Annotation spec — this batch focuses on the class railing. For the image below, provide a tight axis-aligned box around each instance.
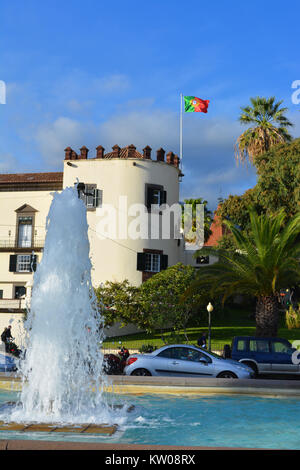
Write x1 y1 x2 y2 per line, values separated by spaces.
0 238 45 250
0 298 28 310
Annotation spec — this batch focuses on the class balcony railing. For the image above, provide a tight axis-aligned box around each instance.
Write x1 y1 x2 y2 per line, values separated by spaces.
0 298 28 311
0 238 45 251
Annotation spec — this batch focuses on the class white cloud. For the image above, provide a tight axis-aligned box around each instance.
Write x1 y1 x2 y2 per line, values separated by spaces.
35 117 99 167
31 106 257 208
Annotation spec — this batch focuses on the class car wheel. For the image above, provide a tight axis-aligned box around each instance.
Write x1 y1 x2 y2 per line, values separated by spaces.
217 371 237 379
131 368 152 376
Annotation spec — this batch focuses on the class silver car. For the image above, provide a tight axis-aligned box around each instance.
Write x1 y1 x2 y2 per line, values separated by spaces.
124 344 253 379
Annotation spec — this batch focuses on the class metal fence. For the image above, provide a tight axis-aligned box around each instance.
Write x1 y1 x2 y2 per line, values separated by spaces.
101 341 227 356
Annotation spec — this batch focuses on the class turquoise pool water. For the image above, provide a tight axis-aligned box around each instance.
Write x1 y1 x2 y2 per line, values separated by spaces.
1 390 300 449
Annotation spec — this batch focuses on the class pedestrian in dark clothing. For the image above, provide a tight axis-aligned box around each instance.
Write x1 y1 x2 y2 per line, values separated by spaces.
197 332 207 349
1 326 13 353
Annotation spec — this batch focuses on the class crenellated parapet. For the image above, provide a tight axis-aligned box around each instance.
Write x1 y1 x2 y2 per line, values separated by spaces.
64 144 180 168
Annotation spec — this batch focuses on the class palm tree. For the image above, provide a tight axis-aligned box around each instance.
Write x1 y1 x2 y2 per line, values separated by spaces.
235 96 293 165
187 209 300 337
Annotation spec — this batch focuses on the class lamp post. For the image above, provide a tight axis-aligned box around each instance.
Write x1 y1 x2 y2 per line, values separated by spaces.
207 302 214 352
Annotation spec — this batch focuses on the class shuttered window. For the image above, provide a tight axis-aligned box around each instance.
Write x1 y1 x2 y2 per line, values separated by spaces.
9 254 37 273
79 184 103 209
137 252 168 272
146 184 167 210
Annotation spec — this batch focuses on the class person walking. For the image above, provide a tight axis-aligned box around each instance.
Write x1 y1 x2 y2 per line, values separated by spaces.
1 325 13 353
197 332 207 349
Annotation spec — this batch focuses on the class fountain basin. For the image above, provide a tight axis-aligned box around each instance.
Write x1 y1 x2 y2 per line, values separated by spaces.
1 382 300 450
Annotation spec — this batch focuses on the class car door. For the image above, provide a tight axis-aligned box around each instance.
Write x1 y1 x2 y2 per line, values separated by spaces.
248 339 272 372
270 340 299 373
166 347 215 377
152 347 176 376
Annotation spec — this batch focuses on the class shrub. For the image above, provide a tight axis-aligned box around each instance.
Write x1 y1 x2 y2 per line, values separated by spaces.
285 304 300 330
139 344 157 354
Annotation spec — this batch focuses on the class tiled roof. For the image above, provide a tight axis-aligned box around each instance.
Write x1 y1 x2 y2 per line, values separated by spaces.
103 147 144 159
0 172 63 184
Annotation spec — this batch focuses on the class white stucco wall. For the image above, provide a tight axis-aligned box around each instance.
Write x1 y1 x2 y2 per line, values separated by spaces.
63 157 181 287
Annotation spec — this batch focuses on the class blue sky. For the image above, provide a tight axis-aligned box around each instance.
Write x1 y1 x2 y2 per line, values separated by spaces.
1 0 300 209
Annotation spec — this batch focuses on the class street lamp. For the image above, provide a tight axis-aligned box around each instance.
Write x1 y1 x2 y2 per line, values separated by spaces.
207 302 214 351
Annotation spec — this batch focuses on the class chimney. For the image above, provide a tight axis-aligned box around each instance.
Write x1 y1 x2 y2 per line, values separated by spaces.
112 145 120 158
156 148 165 162
173 154 180 168
143 145 152 159
96 145 105 159
166 151 174 165
79 146 89 159
64 147 72 160
127 144 136 158
71 150 78 160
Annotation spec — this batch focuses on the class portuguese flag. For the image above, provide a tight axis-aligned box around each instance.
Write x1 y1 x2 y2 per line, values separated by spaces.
184 96 210 113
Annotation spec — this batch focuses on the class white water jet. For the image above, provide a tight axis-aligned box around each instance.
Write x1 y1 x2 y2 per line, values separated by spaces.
11 187 113 424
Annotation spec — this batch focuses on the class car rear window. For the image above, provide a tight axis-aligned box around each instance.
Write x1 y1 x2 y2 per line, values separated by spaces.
272 341 291 353
249 339 270 353
157 348 173 358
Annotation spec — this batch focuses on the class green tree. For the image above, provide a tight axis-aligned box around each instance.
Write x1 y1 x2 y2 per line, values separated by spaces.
94 280 144 328
254 138 300 217
235 96 293 165
217 139 300 234
95 265 209 342
189 210 300 337
182 198 213 243
137 263 207 342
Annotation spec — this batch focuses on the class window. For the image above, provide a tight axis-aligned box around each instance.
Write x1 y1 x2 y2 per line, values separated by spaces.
146 184 167 210
157 348 173 359
236 340 247 352
196 256 209 265
249 339 270 353
137 251 168 273
272 341 292 354
18 217 32 248
0 290 3 299
157 347 212 363
145 253 160 272
16 255 32 272
9 254 37 273
79 184 102 209
15 286 26 299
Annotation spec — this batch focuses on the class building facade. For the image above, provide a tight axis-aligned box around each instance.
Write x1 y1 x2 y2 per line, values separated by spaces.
0 144 198 342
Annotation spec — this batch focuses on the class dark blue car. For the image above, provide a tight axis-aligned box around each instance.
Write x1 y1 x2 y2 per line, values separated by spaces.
229 336 299 377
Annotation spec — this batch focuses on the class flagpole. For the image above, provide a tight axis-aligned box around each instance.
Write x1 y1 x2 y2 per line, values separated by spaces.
180 93 183 171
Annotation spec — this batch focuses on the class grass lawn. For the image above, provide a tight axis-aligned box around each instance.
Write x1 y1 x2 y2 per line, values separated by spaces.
102 306 299 352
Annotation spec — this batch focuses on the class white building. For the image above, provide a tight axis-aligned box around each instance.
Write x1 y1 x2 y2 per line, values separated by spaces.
0 144 208 342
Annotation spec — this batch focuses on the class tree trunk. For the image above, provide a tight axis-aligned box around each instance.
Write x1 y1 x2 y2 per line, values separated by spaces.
255 295 279 337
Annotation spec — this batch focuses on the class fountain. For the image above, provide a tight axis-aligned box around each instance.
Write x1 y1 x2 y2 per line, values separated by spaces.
2 186 300 450
1 186 120 433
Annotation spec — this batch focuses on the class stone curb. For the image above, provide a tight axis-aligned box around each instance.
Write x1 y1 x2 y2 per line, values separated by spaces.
0 439 257 450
